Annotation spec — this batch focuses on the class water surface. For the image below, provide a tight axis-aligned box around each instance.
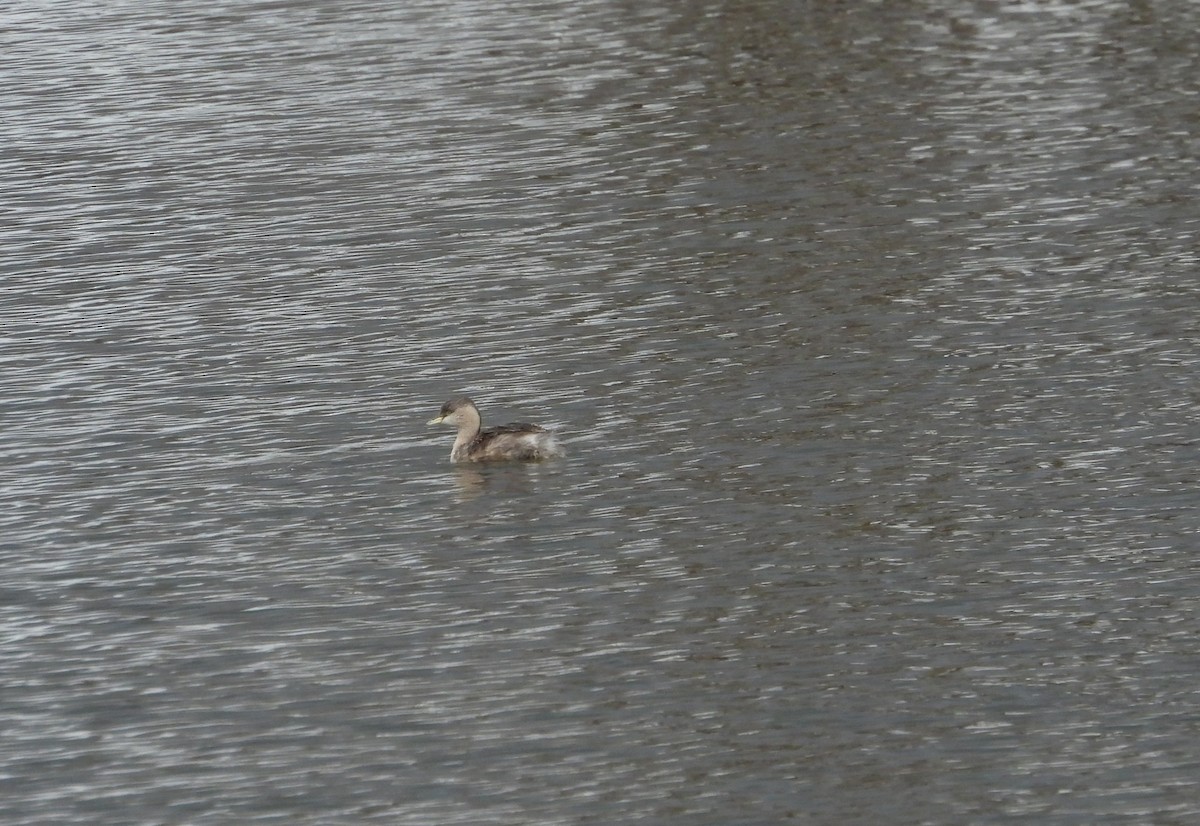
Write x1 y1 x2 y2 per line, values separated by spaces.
3 0 1200 823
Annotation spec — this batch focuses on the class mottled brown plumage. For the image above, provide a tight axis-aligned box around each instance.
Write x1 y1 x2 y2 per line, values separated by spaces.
427 397 563 463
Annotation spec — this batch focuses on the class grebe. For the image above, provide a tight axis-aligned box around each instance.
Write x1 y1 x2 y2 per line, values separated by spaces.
427 396 563 463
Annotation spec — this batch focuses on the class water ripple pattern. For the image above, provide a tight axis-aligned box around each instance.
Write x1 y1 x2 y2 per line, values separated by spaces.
3 0 1200 823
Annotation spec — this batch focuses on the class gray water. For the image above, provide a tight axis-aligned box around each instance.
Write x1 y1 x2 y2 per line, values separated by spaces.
4 0 1200 823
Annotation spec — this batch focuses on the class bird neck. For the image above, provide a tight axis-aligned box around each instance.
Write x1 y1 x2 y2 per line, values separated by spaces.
450 408 482 460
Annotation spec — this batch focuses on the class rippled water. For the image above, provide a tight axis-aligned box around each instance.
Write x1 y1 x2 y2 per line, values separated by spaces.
4 0 1200 823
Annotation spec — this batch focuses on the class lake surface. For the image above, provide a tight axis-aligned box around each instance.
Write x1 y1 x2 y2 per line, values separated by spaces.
3 0 1200 822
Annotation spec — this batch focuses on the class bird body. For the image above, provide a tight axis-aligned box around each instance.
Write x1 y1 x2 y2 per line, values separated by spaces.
428 397 563 463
